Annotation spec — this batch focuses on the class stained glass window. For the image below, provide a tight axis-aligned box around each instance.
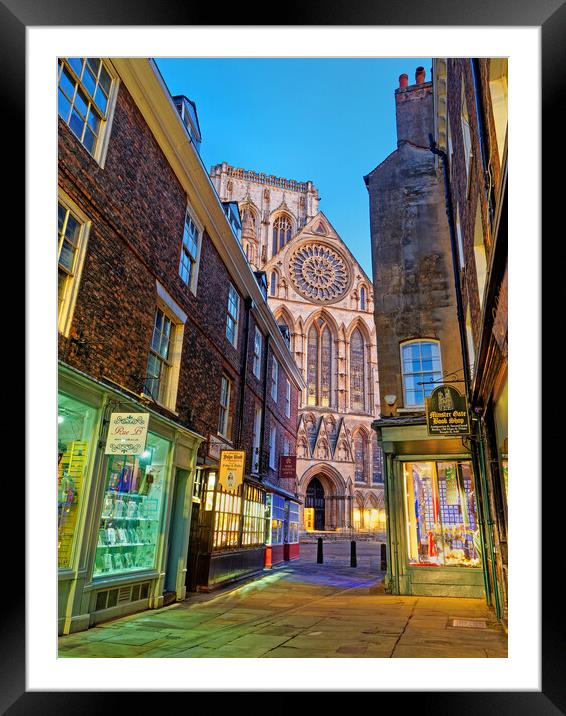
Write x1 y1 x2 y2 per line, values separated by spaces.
272 215 292 256
307 320 333 407
320 327 332 407
307 326 319 406
371 431 383 483
350 329 366 411
354 431 369 483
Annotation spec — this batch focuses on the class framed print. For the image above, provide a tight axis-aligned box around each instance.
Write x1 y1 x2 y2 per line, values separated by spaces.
13 0 556 711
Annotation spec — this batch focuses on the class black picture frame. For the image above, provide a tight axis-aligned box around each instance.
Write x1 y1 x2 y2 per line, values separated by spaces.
12 0 555 710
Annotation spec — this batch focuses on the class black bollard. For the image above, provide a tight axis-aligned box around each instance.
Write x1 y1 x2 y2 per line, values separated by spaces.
350 540 357 568
317 537 323 564
380 543 387 571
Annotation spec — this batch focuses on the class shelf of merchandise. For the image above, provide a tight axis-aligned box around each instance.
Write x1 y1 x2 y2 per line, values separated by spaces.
58 440 88 568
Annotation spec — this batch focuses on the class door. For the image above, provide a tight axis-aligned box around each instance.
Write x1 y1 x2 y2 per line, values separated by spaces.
305 477 325 531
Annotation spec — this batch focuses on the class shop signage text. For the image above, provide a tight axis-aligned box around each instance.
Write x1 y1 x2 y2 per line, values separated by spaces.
219 450 245 492
104 413 150 455
279 455 297 480
426 386 470 436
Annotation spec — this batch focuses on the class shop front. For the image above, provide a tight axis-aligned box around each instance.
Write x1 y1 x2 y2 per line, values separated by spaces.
58 363 204 635
264 485 301 567
187 469 268 592
375 416 486 599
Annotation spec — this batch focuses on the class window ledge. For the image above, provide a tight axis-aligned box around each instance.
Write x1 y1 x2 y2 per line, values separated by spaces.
397 407 425 414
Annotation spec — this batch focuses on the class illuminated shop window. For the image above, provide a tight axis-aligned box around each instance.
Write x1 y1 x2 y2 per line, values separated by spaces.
58 393 97 568
212 484 242 550
242 485 266 546
58 58 113 158
403 461 480 568
269 494 286 546
285 501 300 544
400 340 442 408
93 433 170 577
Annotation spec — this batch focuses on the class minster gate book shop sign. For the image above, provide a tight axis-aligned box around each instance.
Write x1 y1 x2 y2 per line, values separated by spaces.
105 413 150 455
426 386 470 437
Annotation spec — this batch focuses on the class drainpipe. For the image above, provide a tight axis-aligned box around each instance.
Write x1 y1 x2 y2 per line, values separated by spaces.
429 135 494 609
235 296 253 449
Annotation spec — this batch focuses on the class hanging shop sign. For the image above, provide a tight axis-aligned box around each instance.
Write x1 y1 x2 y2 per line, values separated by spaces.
426 386 470 436
218 450 245 491
279 455 297 480
104 413 150 455
208 434 231 461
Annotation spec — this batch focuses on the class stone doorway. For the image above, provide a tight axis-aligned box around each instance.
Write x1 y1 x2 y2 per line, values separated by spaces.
305 477 325 530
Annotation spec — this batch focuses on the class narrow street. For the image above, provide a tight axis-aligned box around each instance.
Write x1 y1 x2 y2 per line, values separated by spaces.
58 542 507 658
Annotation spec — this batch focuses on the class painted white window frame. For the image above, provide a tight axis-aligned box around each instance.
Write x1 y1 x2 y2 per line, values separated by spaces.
57 192 92 337
269 423 277 470
57 57 119 168
400 339 443 409
178 205 203 294
226 283 240 347
142 281 187 412
271 357 279 402
252 327 263 378
285 379 291 418
218 373 233 440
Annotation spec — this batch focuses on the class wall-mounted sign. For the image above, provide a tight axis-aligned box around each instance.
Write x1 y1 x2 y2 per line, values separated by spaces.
219 450 245 492
104 413 150 455
426 386 470 436
279 455 297 480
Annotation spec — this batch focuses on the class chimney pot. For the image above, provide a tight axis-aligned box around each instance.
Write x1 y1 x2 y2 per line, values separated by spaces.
399 73 409 89
416 66 426 84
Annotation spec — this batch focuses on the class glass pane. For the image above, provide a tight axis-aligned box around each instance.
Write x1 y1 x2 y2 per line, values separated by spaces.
86 57 101 75
59 240 76 272
73 87 88 118
58 393 97 568
82 67 97 98
437 462 480 567
69 110 84 140
87 108 100 132
58 90 72 122
99 65 112 93
67 57 84 77
59 68 76 100
83 127 96 154
93 85 108 114
420 342 435 359
404 462 443 565
65 214 81 244
93 433 170 577
58 204 67 233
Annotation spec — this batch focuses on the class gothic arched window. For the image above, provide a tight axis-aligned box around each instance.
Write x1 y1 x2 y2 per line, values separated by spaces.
270 271 278 297
371 430 383 483
350 328 366 412
272 215 292 256
307 318 333 407
360 286 367 311
354 431 369 483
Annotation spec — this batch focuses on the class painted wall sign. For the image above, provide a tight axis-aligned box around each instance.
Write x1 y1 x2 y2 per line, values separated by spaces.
279 455 297 480
104 413 150 455
426 386 470 436
218 450 245 492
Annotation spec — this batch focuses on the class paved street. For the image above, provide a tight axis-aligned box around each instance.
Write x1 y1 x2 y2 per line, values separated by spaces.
58 542 507 658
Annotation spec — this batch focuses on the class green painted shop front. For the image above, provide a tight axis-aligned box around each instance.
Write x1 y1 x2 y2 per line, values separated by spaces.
375 418 486 599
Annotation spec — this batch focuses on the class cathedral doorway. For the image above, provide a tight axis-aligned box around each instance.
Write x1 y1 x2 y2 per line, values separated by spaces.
305 477 325 530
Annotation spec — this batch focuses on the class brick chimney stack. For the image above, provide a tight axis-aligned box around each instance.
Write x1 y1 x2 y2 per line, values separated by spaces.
395 65 434 148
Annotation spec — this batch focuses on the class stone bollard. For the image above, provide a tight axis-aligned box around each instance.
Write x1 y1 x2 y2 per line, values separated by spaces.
317 537 323 564
350 540 357 568
380 543 387 571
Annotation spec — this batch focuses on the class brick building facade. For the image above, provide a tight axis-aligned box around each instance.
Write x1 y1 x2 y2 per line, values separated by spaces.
57 57 303 633
433 58 508 621
210 164 386 536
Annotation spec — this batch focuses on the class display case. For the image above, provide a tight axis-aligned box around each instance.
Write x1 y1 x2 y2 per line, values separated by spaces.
93 432 170 578
58 393 97 569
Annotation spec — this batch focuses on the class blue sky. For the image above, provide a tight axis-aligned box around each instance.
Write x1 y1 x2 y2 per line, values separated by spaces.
155 58 431 276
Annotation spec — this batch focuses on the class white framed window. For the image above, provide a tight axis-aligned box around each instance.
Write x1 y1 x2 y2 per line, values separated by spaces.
271 358 279 402
57 195 91 336
179 207 202 293
226 283 240 347
218 374 233 440
143 283 186 411
269 424 277 470
455 204 465 268
58 58 117 164
285 379 291 418
400 340 443 408
252 404 262 474
283 436 290 457
253 327 263 378
461 82 473 184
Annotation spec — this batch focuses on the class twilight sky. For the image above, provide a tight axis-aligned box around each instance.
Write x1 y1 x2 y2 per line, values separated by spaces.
155 58 431 276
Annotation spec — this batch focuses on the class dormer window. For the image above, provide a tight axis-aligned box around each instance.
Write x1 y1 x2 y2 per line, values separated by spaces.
173 95 202 153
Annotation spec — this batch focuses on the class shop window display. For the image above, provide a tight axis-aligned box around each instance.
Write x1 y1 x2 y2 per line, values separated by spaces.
242 485 266 546
58 393 97 568
93 433 170 578
404 461 480 568
269 495 285 546
212 483 242 550
285 501 299 544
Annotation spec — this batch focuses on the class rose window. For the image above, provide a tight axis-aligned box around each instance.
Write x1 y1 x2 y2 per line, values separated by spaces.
288 243 351 302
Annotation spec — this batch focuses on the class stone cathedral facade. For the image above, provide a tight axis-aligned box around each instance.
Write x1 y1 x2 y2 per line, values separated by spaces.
210 162 385 535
